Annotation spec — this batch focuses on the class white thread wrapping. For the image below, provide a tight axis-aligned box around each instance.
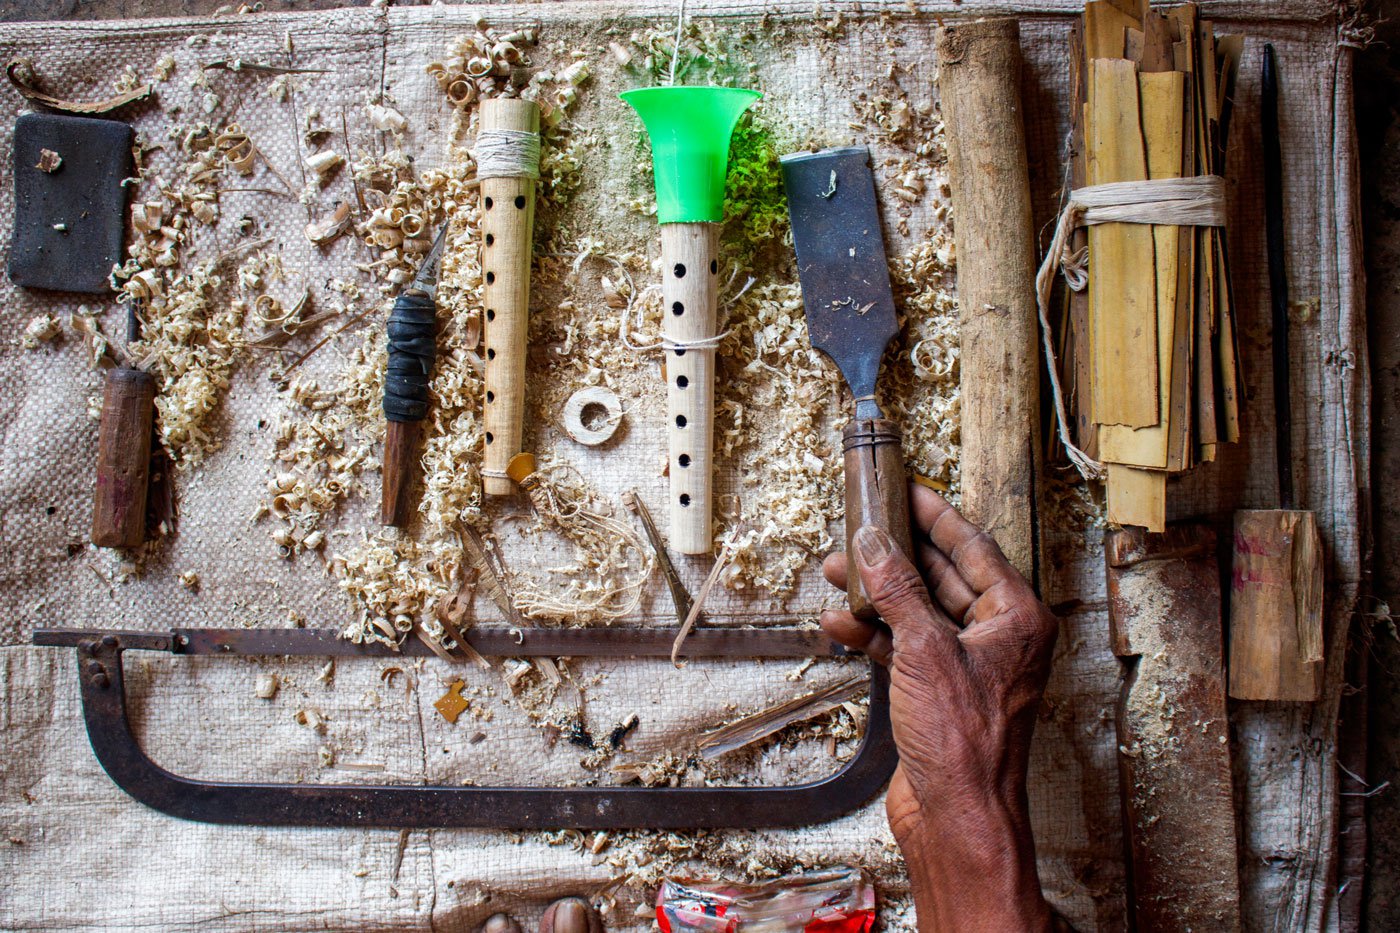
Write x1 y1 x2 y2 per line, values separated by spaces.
617 278 753 353
473 128 541 180
1035 175 1227 481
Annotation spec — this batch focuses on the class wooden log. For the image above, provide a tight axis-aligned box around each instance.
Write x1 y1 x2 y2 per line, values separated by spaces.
1227 508 1324 701
660 221 720 555
91 366 154 548
479 98 540 497
1105 524 1242 932
934 17 1039 581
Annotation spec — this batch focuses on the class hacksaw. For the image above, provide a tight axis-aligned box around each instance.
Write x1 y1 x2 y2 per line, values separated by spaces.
35 626 895 829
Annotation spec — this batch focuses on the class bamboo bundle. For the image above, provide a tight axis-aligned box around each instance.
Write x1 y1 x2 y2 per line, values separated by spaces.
1057 0 1242 531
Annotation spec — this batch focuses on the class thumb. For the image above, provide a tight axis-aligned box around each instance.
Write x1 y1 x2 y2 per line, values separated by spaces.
852 525 958 639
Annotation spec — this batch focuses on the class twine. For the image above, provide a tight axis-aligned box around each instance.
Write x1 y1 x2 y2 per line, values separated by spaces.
620 292 731 353
1035 175 1227 481
618 275 753 354
511 462 653 623
474 128 541 180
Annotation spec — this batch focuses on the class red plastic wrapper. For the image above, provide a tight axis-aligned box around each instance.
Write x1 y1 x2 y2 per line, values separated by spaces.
656 867 876 933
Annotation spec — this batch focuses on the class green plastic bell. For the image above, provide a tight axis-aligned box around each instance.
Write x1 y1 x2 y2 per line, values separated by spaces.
620 86 762 224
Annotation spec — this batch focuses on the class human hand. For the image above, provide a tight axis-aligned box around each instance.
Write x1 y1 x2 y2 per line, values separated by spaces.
822 483 1058 932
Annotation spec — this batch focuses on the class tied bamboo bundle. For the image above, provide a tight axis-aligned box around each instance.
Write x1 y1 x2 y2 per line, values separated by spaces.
1046 0 1243 531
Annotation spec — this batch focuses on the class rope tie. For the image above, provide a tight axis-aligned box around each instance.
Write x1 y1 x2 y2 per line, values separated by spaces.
620 293 731 353
473 128 541 180
1035 175 1227 481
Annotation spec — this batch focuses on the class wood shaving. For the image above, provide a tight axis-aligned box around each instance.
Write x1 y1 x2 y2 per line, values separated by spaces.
19 314 60 350
510 457 654 624
35 149 61 173
254 672 278 699
306 200 353 245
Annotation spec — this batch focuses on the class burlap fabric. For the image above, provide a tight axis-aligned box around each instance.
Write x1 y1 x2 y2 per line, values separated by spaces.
0 2 1367 930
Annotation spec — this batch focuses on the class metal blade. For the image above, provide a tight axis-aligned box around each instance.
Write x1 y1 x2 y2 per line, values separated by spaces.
33 626 849 659
409 224 449 299
781 147 898 417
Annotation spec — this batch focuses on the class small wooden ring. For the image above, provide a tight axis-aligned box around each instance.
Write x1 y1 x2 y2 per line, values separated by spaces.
561 386 623 446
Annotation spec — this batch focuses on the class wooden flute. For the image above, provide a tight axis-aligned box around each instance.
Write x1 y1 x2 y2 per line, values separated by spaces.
477 98 541 497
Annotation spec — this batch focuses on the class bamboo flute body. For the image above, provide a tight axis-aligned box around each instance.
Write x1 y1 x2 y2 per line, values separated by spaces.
934 18 1040 582
479 99 540 497
660 222 719 554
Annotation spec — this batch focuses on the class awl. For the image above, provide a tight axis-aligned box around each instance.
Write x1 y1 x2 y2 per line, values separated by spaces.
381 224 448 527
782 146 913 619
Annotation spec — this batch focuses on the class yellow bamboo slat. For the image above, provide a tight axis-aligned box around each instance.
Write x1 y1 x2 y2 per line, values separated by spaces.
1087 57 1159 429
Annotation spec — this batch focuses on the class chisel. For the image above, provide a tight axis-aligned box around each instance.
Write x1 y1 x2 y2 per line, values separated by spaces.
782 146 913 619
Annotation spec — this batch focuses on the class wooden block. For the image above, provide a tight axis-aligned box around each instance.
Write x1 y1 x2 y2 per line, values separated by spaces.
1106 463 1165 532
1088 57 1159 429
1228 509 1324 701
1106 524 1243 932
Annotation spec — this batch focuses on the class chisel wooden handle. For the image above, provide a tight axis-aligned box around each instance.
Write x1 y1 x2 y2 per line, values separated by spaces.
843 418 914 620
92 366 154 548
661 222 720 555
480 98 539 497
381 287 437 527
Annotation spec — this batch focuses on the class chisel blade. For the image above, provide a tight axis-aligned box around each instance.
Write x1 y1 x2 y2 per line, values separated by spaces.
780 146 898 410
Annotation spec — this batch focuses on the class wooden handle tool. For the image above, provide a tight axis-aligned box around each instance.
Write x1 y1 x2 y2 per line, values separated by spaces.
478 98 540 498
91 365 155 548
841 418 913 618
381 225 448 526
782 147 914 618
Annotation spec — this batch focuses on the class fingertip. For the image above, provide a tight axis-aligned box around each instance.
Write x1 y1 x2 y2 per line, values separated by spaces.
820 610 893 665
822 551 849 590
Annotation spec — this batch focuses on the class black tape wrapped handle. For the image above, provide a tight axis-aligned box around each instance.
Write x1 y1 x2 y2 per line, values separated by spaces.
383 291 437 422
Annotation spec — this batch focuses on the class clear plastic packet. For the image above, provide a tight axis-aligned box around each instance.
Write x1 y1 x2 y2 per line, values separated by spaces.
656 866 876 933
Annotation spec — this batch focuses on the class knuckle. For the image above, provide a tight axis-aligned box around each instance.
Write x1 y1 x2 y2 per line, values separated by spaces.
866 564 932 618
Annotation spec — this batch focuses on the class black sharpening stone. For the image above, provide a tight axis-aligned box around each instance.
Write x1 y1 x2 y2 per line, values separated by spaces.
9 112 134 294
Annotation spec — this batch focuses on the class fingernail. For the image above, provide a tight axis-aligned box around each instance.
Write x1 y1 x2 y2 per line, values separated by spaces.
853 525 894 568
